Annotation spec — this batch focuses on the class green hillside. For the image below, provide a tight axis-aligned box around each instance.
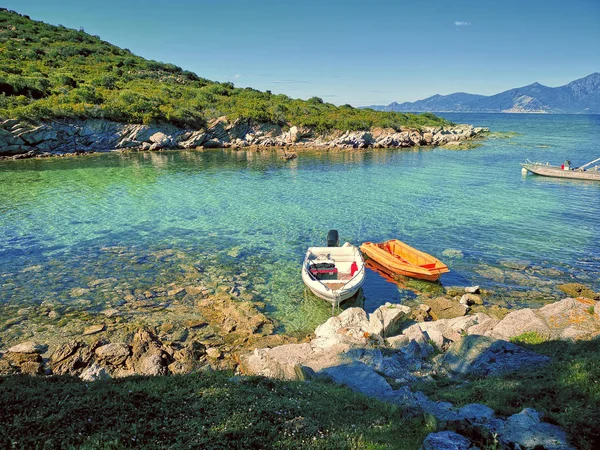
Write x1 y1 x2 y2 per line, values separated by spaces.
0 9 450 132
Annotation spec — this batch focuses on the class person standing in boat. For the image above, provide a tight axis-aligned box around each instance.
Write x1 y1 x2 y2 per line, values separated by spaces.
561 160 571 170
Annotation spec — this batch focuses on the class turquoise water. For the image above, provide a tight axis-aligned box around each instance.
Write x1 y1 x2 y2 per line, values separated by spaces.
1 113 599 334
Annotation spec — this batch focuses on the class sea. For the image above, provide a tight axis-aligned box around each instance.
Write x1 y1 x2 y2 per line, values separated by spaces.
1 113 599 336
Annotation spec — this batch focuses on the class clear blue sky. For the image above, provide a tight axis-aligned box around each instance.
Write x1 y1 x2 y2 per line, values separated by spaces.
4 0 600 106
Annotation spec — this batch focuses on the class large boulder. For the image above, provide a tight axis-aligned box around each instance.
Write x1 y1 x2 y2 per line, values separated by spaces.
320 361 394 401
487 308 550 340
425 297 468 320
491 408 573 450
95 343 130 366
442 335 550 377
367 303 411 337
131 329 169 376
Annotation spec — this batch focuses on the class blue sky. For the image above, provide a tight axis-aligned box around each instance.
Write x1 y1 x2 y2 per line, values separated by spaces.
4 0 600 106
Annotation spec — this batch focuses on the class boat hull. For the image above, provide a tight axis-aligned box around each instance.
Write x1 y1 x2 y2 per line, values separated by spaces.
301 268 363 303
301 242 366 305
360 239 449 281
521 163 600 181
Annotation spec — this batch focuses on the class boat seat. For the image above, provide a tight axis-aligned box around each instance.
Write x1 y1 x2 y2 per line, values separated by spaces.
419 263 437 269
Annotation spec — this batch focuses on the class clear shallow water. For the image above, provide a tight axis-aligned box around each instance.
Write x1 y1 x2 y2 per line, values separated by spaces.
1 113 599 334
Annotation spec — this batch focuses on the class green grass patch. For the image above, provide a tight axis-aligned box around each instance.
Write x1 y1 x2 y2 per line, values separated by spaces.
0 370 430 449
509 331 548 345
414 339 600 450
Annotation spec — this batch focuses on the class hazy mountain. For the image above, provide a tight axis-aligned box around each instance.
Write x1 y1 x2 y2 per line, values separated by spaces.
367 73 600 114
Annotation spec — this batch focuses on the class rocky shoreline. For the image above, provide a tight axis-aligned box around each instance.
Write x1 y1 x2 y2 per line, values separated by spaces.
0 117 488 159
1 282 599 448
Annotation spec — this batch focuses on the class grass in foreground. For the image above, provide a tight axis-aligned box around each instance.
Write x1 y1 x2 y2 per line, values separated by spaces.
415 338 600 450
0 370 429 449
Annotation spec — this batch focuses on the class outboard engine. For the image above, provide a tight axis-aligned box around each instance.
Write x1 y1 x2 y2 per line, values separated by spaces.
326 229 339 247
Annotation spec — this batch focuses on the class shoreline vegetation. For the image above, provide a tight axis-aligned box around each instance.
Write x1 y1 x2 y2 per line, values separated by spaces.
0 9 486 160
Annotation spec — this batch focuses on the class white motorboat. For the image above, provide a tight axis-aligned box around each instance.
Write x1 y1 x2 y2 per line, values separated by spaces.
302 232 365 305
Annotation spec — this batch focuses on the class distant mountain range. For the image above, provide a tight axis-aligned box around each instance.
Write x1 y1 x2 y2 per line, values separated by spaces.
366 73 600 114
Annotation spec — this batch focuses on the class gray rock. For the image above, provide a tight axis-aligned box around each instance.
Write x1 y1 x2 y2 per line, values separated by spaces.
7 341 47 354
493 408 574 450
487 309 550 340
443 335 550 377
367 303 411 337
149 131 174 147
386 334 410 349
80 363 111 382
83 324 105 336
95 343 130 366
460 294 482 305
457 403 495 422
321 361 394 401
465 286 481 294
420 431 476 450
425 297 468 320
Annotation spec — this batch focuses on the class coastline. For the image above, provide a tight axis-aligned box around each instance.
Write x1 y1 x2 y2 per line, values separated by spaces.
0 117 488 160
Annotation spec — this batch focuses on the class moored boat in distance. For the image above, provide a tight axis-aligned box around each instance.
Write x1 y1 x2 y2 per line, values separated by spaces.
360 239 449 281
521 157 600 181
302 231 365 305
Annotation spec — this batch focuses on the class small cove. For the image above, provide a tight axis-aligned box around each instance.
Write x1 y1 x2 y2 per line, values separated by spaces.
0 113 599 343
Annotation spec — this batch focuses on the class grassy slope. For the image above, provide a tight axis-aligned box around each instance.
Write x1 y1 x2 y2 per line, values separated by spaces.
415 337 600 450
0 371 429 449
0 9 450 132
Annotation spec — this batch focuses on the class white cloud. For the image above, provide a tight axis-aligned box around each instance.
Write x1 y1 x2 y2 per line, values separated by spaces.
454 21 471 26
233 74 241 79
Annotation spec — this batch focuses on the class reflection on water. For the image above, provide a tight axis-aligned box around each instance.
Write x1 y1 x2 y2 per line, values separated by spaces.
1 114 599 338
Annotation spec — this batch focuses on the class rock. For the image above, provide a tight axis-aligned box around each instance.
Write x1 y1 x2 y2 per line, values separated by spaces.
493 408 573 450
425 297 468 320
313 307 369 348
185 286 203 295
467 317 499 336
420 431 476 450
500 259 531 271
149 132 174 147
7 341 47 354
386 334 409 349
80 363 111 382
457 403 495 422
536 297 599 338
83 324 106 336
321 361 394 401
460 294 482 306
487 309 550 340
442 249 464 259
131 328 168 376
19 361 44 375
206 347 222 359
95 343 130 366
101 308 120 317
167 287 185 296
443 335 550 377
464 286 480 294
557 283 599 301
136 353 167 376
50 341 99 375
367 303 411 337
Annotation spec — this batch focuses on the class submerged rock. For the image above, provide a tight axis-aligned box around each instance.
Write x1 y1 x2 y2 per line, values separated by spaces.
7 341 47 354
425 297 468 320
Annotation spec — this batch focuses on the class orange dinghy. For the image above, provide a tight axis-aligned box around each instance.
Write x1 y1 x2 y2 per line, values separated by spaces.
360 239 449 281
